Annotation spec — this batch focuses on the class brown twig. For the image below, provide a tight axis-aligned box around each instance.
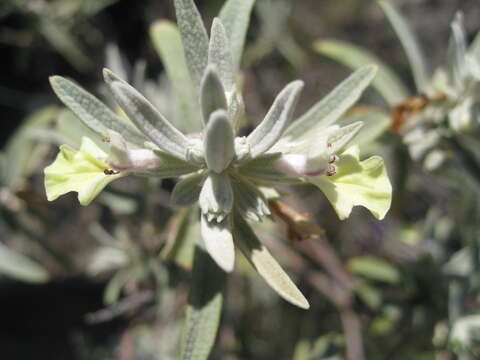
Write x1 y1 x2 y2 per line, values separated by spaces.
269 200 365 360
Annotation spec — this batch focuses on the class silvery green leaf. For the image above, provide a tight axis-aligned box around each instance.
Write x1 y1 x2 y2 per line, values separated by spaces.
4 106 58 188
231 177 270 221
180 246 226 359
171 173 205 207
466 54 480 81
219 0 255 73
314 39 409 106
105 43 129 83
104 269 130 305
204 110 235 173
50 76 147 147
228 90 246 131
347 256 400 284
200 66 228 124
379 1 429 91
162 207 199 270
147 151 200 178
238 153 299 183
150 21 201 133
314 121 364 157
104 69 190 160
0 241 49 283
40 20 92 72
283 66 376 141
208 18 235 93
447 12 468 88
200 215 235 272
338 110 390 149
56 109 105 150
174 0 209 89
247 80 304 157
233 216 309 309
469 30 480 59
199 173 233 222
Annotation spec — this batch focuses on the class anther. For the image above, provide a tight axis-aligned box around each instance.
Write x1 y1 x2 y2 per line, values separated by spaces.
326 164 337 176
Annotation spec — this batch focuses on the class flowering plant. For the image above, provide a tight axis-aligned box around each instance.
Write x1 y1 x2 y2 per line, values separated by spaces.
44 0 391 356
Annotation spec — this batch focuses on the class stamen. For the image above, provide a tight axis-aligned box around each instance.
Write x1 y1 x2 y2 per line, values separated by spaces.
326 164 337 176
104 169 120 175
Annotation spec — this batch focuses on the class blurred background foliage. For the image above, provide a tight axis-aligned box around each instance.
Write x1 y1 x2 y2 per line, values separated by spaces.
1 0 480 359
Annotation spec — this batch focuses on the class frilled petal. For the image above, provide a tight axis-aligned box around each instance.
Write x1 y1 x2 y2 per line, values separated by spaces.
309 147 392 220
44 137 124 205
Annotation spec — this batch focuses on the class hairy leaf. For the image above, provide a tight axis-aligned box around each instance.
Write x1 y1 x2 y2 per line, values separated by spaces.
50 76 146 147
379 0 429 91
147 151 200 178
200 66 228 124
200 216 235 272
314 39 409 106
171 173 205 207
104 70 190 160
284 66 376 141
231 177 271 221
348 256 401 284
247 80 304 157
208 18 235 92
204 110 235 173
234 216 310 309
180 247 226 360
174 0 209 89
0 242 49 283
150 20 201 133
199 173 234 222
219 0 255 72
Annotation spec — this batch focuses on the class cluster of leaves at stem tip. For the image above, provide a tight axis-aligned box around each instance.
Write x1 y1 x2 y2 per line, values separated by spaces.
44 0 392 311
317 1 480 172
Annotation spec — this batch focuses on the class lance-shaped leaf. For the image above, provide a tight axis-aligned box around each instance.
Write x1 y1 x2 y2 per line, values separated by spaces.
231 177 270 221
238 153 299 183
104 69 190 160
200 215 235 272
219 0 256 73
174 0 209 89
309 146 392 220
208 18 235 92
199 173 233 222
162 207 199 270
247 80 304 157
49 76 147 147
379 0 429 91
44 137 124 206
283 66 376 141
337 110 390 148
180 246 226 360
314 39 409 106
308 122 364 162
171 173 205 207
234 216 309 309
0 242 49 284
4 106 58 188
448 12 468 88
147 151 200 178
200 66 228 124
150 20 201 132
204 110 235 173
